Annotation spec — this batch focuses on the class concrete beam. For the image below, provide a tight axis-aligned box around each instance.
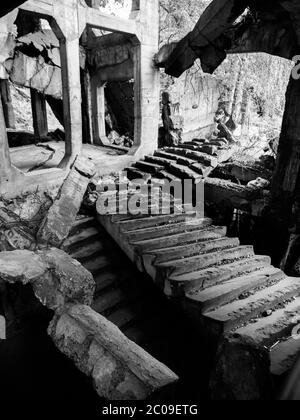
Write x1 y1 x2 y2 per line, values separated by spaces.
49 304 178 400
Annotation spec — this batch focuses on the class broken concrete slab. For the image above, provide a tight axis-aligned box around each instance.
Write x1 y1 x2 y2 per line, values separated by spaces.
9 51 62 99
0 10 17 79
49 304 178 400
33 248 95 310
0 249 46 284
0 248 95 311
37 157 95 247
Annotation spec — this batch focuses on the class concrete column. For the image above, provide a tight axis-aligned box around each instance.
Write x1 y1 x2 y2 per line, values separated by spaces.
0 99 12 180
130 0 160 157
0 79 15 129
31 89 48 139
81 69 93 144
91 76 109 146
59 37 82 162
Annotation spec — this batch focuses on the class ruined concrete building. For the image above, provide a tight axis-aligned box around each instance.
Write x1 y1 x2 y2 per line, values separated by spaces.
1 0 300 404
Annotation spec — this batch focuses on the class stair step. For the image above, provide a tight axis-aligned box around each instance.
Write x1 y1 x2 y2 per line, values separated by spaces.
132 226 227 252
153 150 196 166
169 255 272 293
106 305 139 329
190 163 213 177
70 216 95 235
191 138 206 145
84 255 112 274
70 239 104 260
197 145 218 156
109 204 182 223
204 277 300 333
92 288 127 314
158 170 182 183
124 167 151 180
234 297 300 347
116 212 197 231
125 218 212 242
134 161 165 174
94 270 120 293
166 146 217 167
149 237 240 264
151 156 203 179
64 226 99 249
186 266 285 313
158 246 254 276
208 140 229 147
93 268 134 293
270 335 300 376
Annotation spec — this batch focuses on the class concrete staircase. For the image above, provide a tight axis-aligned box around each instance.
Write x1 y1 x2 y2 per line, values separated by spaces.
65 135 300 397
97 205 300 388
63 216 187 352
124 137 233 181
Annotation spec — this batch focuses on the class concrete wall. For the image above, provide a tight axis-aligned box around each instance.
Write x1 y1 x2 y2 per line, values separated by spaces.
164 72 220 141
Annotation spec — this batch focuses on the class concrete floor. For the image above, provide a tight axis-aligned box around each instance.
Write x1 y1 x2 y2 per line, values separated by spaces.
9 141 134 177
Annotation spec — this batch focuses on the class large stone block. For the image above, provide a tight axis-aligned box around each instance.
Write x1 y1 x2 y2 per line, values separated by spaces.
33 248 95 310
0 249 46 284
37 157 95 247
0 248 95 310
49 304 178 400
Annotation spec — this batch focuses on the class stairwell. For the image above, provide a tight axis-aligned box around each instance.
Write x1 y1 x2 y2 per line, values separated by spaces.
88 136 300 398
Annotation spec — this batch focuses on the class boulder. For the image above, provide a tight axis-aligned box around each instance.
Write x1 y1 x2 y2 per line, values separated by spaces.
37 156 96 247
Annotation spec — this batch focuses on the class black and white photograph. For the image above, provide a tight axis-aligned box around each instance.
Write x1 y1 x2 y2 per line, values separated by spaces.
0 0 300 407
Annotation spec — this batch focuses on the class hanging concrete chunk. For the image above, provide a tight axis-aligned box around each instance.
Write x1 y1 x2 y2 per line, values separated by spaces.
49 304 178 400
37 157 95 247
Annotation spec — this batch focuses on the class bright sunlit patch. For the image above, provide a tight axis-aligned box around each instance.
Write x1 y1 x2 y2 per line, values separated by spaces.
99 0 132 19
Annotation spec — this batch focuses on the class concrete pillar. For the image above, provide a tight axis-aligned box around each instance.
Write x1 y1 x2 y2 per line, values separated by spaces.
59 37 82 162
31 89 48 139
130 0 160 157
0 79 15 129
81 69 93 144
91 77 109 146
0 99 12 180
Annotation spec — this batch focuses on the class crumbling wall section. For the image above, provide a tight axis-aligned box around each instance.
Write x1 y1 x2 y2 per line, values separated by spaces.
161 71 220 143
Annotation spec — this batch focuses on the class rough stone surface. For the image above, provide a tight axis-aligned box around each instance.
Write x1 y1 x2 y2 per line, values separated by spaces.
0 249 46 284
49 304 178 400
0 248 95 310
163 73 220 142
37 157 96 247
34 248 95 310
9 51 62 99
0 207 37 251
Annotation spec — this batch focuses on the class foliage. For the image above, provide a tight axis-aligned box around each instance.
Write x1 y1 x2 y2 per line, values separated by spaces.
159 0 293 157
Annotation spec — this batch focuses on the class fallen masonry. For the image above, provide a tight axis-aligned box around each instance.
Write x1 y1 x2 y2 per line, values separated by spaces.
49 304 178 400
96 182 300 399
2 0 300 403
0 248 178 400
